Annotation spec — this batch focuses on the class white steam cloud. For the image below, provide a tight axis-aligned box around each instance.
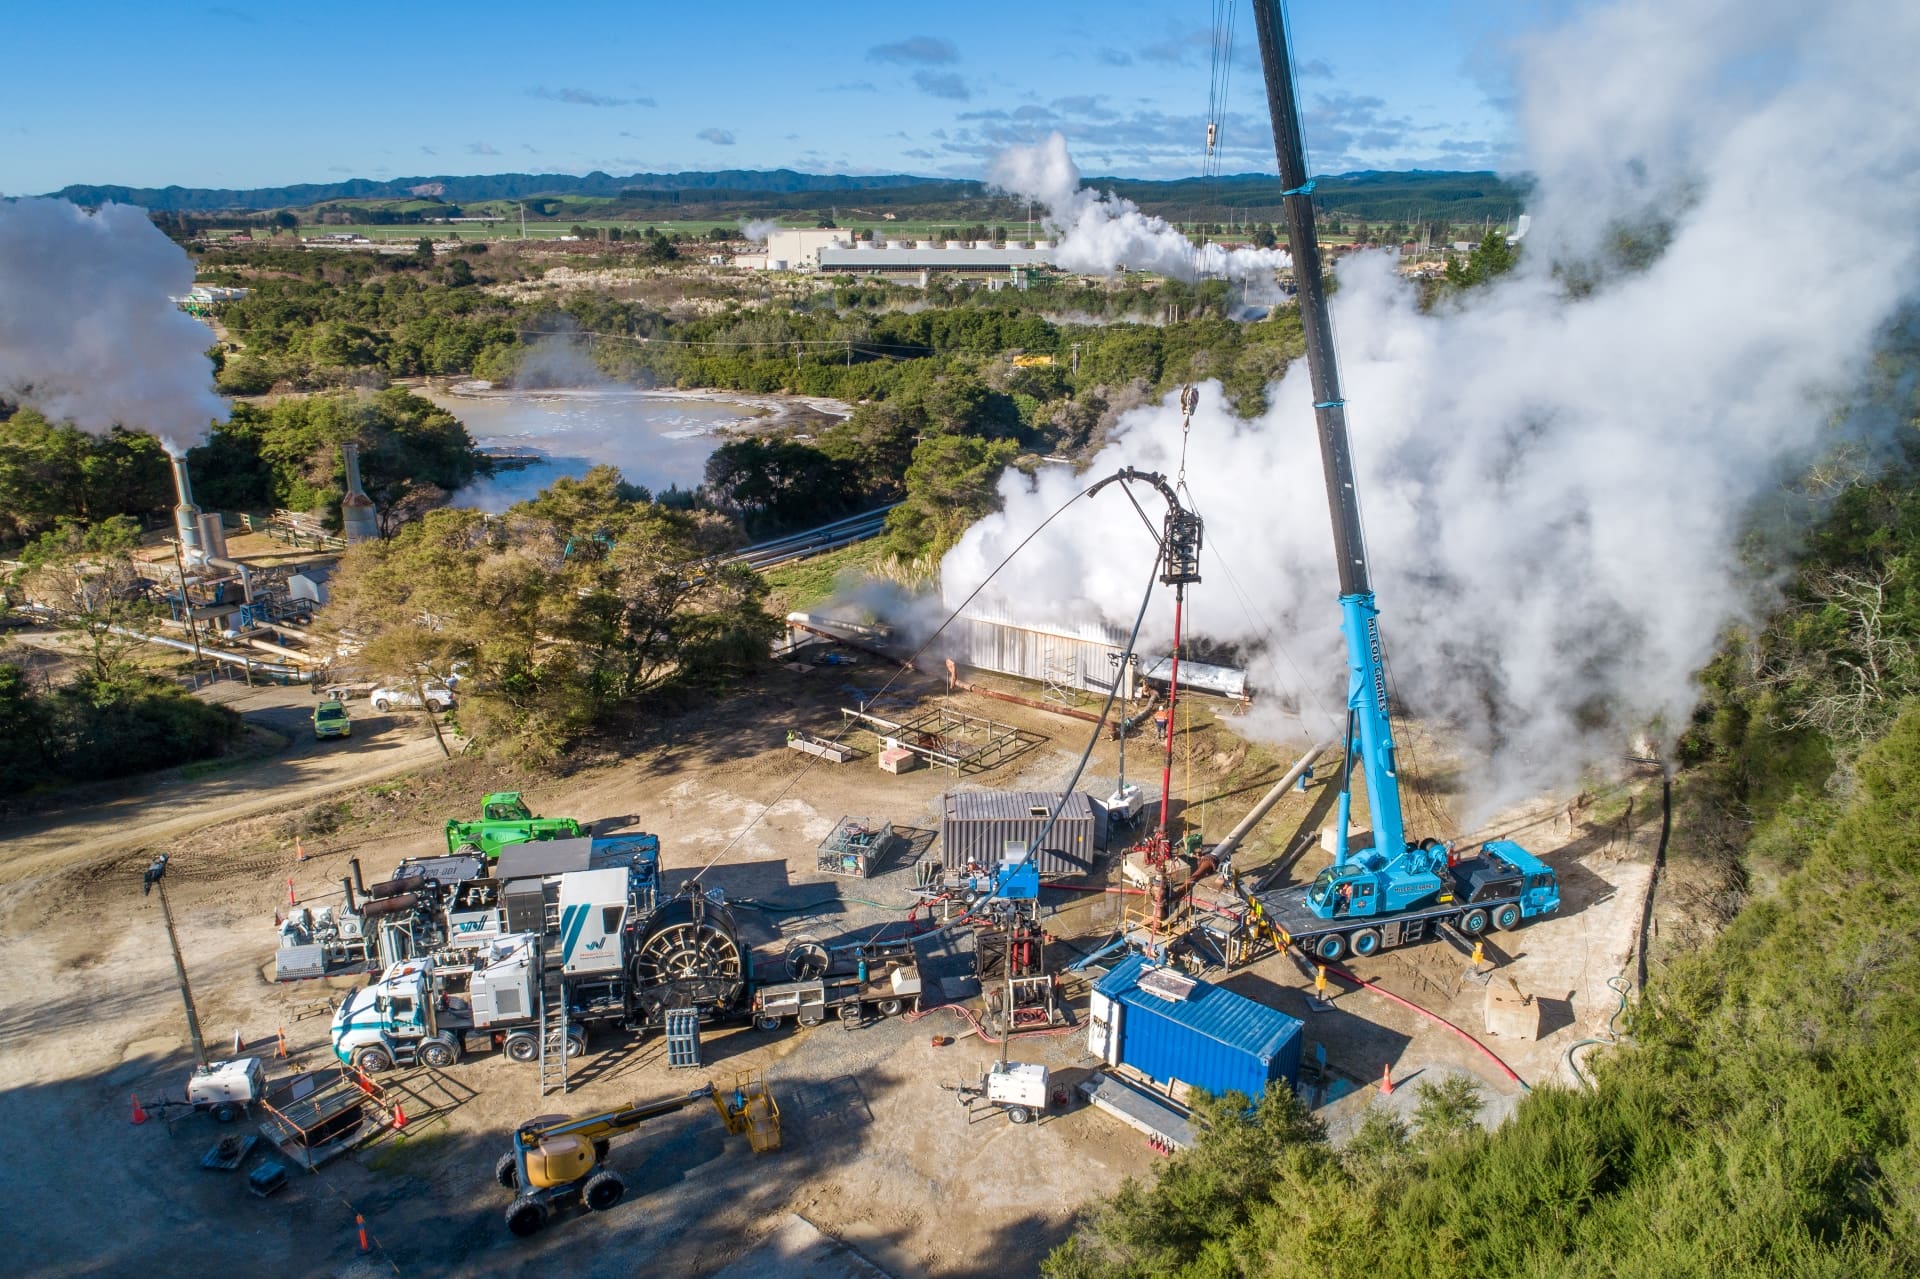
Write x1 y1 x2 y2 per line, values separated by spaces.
988 132 1290 282
740 219 781 243
945 0 1920 818
0 198 229 454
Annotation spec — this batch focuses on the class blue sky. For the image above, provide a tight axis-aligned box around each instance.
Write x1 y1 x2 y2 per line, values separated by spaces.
2 0 1531 193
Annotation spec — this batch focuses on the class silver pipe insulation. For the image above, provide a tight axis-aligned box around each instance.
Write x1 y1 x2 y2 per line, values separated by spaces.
1209 739 1335 862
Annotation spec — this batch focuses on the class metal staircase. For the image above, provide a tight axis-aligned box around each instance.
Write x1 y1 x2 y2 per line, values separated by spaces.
537 945 569 1096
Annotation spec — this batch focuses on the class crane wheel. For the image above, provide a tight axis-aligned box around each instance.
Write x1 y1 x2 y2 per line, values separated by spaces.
1348 928 1381 958
1493 903 1522 931
505 1196 548 1237
1313 934 1346 962
494 1153 519 1189
582 1170 626 1212
877 998 904 1016
1460 908 1490 936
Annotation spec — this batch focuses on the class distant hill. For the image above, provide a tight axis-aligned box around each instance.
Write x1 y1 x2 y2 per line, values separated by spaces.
45 169 941 213
47 167 1528 222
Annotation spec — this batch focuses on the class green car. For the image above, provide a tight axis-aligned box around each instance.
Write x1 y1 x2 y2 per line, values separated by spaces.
313 699 352 740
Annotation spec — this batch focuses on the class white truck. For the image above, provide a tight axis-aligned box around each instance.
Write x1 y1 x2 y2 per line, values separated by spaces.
331 935 599 1071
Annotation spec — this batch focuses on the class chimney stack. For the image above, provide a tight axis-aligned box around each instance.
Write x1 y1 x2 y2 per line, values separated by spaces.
169 454 204 563
340 442 378 544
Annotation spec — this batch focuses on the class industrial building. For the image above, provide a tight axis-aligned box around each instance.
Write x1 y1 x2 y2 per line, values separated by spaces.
738 226 1056 275
942 601 1249 701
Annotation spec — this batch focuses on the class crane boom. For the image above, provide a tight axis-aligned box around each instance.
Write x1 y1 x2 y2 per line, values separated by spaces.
1251 0 1408 872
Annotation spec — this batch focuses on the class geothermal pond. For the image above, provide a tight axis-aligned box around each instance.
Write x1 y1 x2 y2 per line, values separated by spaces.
423 384 763 511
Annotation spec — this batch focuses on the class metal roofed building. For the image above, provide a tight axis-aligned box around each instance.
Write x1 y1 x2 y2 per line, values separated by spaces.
941 601 1249 700
817 239 1056 275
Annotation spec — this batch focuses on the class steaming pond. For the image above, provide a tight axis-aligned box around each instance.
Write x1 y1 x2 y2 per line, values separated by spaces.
422 384 763 511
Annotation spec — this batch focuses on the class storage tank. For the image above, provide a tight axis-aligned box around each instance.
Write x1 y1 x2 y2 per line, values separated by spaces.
945 240 965 249
1090 953 1302 1102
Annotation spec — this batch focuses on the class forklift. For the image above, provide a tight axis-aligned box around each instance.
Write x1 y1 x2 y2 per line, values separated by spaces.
495 1076 780 1236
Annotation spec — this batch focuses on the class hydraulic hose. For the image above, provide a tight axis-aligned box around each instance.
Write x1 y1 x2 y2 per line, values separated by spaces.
1317 956 1532 1091
1566 975 1634 1088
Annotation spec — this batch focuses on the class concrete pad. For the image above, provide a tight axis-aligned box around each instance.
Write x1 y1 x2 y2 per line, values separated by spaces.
710 1214 894 1279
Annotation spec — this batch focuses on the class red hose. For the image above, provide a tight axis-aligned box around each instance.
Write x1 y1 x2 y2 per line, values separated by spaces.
907 1002 1079 1044
1042 883 1146 896
1319 958 1530 1090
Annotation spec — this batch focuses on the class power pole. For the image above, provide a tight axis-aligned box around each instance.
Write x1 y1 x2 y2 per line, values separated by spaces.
415 673 453 759
144 855 210 1072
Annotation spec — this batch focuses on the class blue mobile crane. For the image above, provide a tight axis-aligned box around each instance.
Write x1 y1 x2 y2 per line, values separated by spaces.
1233 0 1561 964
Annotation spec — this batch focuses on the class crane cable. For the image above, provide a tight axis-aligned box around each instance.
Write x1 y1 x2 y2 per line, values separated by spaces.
1198 0 1240 276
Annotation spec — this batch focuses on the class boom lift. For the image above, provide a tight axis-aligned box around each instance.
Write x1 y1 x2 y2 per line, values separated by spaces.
495 1078 780 1236
1237 0 1560 959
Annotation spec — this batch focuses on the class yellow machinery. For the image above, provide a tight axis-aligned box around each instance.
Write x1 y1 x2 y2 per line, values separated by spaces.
496 1074 780 1237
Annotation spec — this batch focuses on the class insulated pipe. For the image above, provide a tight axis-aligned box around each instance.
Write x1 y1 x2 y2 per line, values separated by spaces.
359 892 419 919
1211 740 1335 862
168 454 204 563
350 858 367 897
341 876 357 913
99 624 312 679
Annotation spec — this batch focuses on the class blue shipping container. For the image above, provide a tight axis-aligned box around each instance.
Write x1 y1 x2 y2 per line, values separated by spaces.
1090 953 1303 1102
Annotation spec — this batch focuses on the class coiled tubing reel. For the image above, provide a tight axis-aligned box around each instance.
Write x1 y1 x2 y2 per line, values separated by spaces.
622 884 748 1028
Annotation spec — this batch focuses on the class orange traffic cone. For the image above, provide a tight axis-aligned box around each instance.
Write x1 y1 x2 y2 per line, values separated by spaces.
295 836 308 863
1380 1063 1394 1096
356 1214 370 1254
130 1094 148 1125
234 1029 245 1055
276 1027 288 1059
287 877 297 906
390 1104 407 1130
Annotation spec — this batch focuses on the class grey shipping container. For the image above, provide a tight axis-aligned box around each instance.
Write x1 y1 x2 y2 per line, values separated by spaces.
939 790 1107 876
1089 953 1302 1102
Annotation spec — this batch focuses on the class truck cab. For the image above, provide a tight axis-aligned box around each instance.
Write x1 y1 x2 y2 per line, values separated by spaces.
331 935 543 1072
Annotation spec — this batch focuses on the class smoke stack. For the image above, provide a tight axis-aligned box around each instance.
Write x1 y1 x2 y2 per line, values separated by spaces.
169 453 204 562
340 441 378 544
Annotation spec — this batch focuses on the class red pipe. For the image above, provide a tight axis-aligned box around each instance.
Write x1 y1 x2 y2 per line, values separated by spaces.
1158 587 1185 835
1320 958 1531 1090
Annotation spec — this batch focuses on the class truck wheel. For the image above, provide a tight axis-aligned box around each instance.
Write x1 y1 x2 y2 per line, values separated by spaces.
755 1014 782 1032
354 1045 393 1073
1493 903 1522 931
372 698 391 712
1006 1105 1033 1125
1313 933 1346 962
503 1033 538 1064
1460 908 1490 935
212 1101 239 1124
564 1027 588 1058
421 1035 458 1068
876 998 904 1017
797 1011 823 1028
494 1152 519 1189
582 1170 626 1212
504 1196 547 1238
1348 928 1381 958
838 1003 862 1023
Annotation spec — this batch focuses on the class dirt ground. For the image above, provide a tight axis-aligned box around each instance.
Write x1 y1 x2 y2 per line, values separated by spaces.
0 643 1660 1278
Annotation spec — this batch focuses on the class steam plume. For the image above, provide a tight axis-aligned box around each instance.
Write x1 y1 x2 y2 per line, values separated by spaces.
0 198 229 453
988 132 1290 281
740 219 781 243
946 0 1920 817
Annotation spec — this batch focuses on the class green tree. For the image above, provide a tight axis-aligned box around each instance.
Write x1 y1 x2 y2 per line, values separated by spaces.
1443 228 1519 291
883 434 1019 561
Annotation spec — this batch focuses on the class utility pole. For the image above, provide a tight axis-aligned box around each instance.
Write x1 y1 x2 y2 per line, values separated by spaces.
143 855 210 1072
414 673 453 759
1069 342 1082 375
